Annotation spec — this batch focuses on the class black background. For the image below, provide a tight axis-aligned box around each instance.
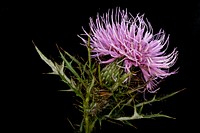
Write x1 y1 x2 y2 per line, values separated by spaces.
1 0 199 132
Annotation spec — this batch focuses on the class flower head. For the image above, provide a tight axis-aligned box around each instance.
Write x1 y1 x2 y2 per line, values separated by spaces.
79 8 178 93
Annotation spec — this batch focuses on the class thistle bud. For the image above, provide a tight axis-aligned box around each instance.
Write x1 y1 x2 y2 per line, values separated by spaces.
100 60 123 86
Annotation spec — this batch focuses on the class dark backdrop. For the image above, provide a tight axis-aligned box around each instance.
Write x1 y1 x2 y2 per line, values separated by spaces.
1 0 199 132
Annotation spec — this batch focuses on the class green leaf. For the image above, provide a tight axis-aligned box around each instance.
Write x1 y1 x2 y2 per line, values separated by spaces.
142 113 175 119
58 49 87 89
34 43 57 74
115 106 143 121
57 45 82 67
59 50 80 78
107 99 125 117
135 88 186 107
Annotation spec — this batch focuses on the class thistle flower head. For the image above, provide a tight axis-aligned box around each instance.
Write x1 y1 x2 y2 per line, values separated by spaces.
79 8 178 93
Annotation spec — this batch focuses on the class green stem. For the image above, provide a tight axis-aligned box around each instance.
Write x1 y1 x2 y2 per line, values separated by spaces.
84 93 92 133
87 34 91 70
83 33 95 133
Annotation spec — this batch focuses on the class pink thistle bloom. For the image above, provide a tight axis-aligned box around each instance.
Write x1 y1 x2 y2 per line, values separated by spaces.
79 8 178 93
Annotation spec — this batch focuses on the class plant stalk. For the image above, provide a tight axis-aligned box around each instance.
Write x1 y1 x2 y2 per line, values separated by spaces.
84 92 92 133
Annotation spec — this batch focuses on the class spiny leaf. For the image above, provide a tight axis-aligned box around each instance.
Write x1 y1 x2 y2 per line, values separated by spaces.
59 50 80 78
142 113 175 119
135 88 186 107
107 99 125 117
155 88 186 101
34 42 57 74
58 72 84 99
57 45 82 67
58 49 87 89
115 106 143 121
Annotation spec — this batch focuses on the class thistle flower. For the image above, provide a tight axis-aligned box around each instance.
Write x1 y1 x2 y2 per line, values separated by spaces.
79 8 178 93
